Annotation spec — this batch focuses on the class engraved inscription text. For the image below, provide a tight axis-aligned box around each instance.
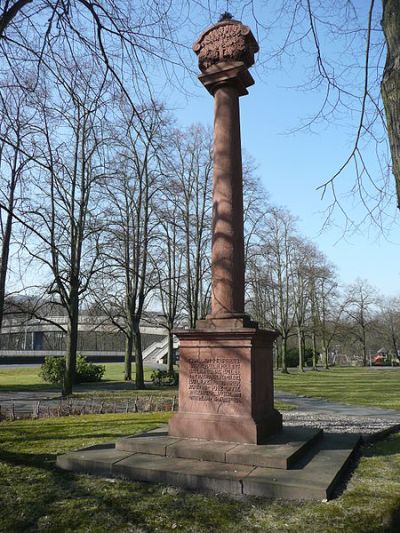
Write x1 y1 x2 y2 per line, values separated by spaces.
188 358 241 402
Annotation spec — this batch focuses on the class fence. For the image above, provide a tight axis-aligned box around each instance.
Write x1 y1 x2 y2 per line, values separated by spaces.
0 395 178 421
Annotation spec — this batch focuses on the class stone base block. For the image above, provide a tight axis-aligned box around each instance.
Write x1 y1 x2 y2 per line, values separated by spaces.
116 426 322 469
56 427 361 501
168 410 283 444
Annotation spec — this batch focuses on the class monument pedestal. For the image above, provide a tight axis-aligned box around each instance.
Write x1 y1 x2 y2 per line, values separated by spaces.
168 322 282 444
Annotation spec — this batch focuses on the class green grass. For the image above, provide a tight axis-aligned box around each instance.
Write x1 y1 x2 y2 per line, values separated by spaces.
0 363 154 392
0 413 399 532
275 367 400 410
0 365 297 409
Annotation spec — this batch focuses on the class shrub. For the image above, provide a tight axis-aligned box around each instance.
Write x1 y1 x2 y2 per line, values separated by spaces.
151 369 179 386
40 354 105 384
285 348 314 368
39 356 65 384
76 354 105 382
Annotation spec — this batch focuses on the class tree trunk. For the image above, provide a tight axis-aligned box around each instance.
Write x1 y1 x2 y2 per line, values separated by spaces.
322 344 329 370
382 0 400 208
362 343 368 367
281 336 289 373
311 331 318 370
297 326 304 372
391 333 398 364
362 325 368 367
133 321 145 389
124 333 133 381
0 216 12 336
63 298 79 395
0 192 15 336
273 340 279 370
167 329 174 375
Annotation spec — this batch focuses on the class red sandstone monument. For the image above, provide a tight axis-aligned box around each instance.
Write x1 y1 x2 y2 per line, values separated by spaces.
168 15 282 444
57 16 360 501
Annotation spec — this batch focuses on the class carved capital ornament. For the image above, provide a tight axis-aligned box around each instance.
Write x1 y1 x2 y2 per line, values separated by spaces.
193 19 259 72
193 19 259 96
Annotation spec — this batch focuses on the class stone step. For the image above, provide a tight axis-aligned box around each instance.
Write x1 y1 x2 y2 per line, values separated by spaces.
115 426 323 470
56 430 361 500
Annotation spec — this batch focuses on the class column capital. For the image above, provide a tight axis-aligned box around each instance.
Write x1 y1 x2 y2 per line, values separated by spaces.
198 61 255 96
193 18 259 97
193 18 259 72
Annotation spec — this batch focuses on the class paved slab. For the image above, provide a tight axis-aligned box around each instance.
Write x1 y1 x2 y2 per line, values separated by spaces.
56 444 132 476
116 435 182 455
116 426 322 469
242 433 360 499
114 453 254 495
166 438 238 463
57 428 361 500
225 427 322 469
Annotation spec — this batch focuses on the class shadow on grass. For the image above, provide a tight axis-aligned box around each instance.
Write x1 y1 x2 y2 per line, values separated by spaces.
0 447 148 530
0 383 59 392
0 447 245 532
357 433 400 530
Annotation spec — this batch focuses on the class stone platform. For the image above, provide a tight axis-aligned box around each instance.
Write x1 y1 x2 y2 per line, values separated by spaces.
56 426 361 500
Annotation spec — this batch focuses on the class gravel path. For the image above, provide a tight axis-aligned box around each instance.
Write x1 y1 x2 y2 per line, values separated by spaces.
275 391 400 440
282 410 400 440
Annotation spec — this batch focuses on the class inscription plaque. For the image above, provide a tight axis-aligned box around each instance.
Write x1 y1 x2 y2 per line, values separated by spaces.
188 358 241 402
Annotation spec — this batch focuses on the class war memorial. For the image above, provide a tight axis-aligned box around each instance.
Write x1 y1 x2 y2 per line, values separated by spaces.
57 16 360 500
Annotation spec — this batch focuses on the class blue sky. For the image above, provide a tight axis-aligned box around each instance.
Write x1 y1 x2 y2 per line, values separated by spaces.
160 3 400 297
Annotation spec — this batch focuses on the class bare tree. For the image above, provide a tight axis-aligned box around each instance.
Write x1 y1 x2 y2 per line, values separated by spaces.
153 192 184 375
0 1 188 103
253 207 298 372
168 125 213 327
24 57 109 395
95 103 166 387
377 296 400 362
0 84 34 334
345 278 378 366
290 239 314 372
309 262 344 370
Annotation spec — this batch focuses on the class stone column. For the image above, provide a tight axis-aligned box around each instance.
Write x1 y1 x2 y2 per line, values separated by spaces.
168 17 282 444
211 83 245 318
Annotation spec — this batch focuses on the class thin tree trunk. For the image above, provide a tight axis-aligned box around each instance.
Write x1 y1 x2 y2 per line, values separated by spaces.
124 333 133 381
362 342 368 367
382 0 400 207
392 334 398 364
0 165 17 336
167 329 174 375
273 340 279 370
311 331 318 370
297 326 304 372
0 211 12 335
281 336 289 373
63 297 79 395
323 344 329 370
133 321 145 389
362 324 367 367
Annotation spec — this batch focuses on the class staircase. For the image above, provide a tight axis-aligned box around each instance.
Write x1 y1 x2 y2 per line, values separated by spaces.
142 337 179 365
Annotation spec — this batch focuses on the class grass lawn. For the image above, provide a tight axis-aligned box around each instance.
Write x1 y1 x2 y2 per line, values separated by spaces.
274 367 400 410
0 413 399 532
0 364 154 392
0 364 296 410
